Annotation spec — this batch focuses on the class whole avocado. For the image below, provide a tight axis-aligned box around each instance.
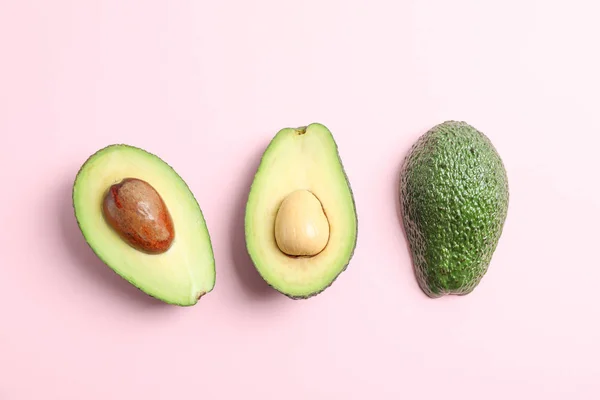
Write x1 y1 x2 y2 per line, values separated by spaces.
399 121 509 298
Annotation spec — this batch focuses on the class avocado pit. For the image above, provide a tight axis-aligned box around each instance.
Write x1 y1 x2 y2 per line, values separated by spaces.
102 177 175 254
274 189 330 257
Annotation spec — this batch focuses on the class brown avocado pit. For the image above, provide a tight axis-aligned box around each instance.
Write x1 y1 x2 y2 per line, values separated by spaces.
102 177 175 254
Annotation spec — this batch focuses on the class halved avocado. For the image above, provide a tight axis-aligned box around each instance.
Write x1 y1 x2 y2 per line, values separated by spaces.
244 123 358 299
72 144 216 306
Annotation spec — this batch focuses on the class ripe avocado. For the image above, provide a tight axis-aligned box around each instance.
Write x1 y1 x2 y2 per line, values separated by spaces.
72 144 216 306
245 123 358 299
399 121 509 298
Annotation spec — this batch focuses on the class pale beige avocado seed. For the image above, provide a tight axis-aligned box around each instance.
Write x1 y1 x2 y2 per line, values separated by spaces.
274 189 330 257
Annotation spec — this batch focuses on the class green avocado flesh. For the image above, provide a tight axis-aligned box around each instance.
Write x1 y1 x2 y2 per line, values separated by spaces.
72 144 216 306
399 121 509 298
245 123 358 299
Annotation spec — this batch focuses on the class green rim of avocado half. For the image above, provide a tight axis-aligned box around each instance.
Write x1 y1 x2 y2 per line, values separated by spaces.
244 123 358 299
72 144 216 306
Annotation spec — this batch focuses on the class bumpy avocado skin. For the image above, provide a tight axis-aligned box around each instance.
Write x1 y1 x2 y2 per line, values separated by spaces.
399 121 509 298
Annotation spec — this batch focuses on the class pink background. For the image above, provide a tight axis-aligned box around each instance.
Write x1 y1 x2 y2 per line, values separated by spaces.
1 1 599 399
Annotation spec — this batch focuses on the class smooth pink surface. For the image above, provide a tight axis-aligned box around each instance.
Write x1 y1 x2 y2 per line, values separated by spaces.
1 1 599 399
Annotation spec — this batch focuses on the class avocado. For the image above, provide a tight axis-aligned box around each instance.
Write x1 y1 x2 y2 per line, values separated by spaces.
72 144 216 306
399 121 509 298
245 123 358 299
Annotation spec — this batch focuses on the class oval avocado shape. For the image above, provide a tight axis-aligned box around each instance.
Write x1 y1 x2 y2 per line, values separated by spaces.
399 120 509 298
72 144 216 306
244 123 358 299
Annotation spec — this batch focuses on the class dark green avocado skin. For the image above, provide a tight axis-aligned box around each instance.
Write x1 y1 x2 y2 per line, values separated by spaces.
399 121 509 298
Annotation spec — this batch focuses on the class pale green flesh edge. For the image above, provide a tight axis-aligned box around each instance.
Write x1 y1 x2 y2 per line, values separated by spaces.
245 123 358 298
72 144 216 306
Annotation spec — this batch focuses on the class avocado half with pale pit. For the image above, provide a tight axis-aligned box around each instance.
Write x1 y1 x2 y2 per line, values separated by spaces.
72 144 216 306
245 123 358 299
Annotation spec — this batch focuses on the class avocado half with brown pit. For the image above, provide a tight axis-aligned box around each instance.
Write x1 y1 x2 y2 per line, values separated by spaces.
72 144 216 306
245 123 358 299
